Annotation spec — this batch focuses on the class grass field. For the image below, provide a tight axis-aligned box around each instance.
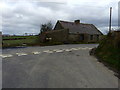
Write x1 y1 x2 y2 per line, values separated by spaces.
2 36 41 48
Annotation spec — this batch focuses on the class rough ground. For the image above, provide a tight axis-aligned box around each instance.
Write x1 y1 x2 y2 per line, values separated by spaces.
2 44 118 88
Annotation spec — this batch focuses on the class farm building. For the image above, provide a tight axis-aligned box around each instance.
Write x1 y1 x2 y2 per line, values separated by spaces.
40 20 103 43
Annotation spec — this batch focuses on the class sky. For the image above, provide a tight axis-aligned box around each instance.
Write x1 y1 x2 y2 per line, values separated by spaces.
0 0 119 35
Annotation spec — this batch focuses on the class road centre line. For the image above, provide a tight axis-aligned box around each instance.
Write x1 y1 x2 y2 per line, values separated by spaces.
65 49 71 52
16 53 28 56
55 50 64 53
43 50 50 53
0 54 13 58
32 52 41 54
1 47 93 58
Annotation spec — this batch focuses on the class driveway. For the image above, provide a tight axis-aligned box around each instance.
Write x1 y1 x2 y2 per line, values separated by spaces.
2 44 118 88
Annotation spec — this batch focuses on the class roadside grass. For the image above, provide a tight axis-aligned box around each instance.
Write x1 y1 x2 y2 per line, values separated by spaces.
95 34 120 71
2 35 101 48
2 36 41 48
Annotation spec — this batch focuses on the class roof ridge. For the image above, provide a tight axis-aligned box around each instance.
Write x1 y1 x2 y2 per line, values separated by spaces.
58 20 73 24
58 20 92 25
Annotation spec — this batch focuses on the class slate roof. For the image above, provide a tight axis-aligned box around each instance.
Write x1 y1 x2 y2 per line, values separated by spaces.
56 20 102 35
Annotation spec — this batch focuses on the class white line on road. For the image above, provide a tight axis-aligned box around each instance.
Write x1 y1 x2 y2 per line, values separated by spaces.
16 53 28 56
32 52 41 54
55 50 64 53
65 49 72 52
43 50 50 53
70 48 79 50
53 49 59 51
1 47 93 58
77 47 93 50
46 51 53 53
43 50 53 53
0 54 13 58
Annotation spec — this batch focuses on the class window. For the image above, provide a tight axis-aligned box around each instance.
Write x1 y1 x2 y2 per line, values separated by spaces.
97 35 99 40
90 35 93 40
80 34 84 40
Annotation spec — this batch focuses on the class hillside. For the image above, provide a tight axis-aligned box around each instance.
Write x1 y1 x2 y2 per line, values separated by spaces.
95 31 120 72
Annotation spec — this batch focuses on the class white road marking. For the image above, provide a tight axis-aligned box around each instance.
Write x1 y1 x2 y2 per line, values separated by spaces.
0 54 13 58
77 47 92 50
43 50 53 53
46 51 53 53
65 49 72 52
32 52 41 54
55 50 64 53
1 47 93 58
43 50 50 53
71 48 79 50
16 53 28 56
53 49 60 52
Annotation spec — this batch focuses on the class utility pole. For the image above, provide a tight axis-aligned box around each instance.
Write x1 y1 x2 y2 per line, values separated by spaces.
109 7 112 33
118 2 120 28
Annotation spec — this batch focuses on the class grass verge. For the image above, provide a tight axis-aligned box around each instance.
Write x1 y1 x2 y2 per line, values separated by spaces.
94 33 120 73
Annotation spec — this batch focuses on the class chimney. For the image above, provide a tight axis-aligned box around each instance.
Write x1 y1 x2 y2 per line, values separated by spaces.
74 20 80 24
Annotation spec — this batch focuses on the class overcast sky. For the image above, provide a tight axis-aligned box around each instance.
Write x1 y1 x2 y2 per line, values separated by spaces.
0 0 119 35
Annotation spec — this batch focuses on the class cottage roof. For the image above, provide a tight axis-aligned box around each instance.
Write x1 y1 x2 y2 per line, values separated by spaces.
56 20 102 35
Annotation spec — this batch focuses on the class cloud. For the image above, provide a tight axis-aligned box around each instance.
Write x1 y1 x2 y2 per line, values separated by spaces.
1 0 119 35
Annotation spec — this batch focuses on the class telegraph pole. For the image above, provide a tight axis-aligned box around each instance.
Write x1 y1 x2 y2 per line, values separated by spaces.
109 7 112 33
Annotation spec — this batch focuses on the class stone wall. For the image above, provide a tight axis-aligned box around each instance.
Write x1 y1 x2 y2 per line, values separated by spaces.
40 29 69 43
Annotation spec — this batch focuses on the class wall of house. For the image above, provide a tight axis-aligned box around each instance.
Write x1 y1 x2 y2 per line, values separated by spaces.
87 34 100 42
68 33 89 42
68 33 80 42
68 33 101 43
40 29 102 43
54 22 63 30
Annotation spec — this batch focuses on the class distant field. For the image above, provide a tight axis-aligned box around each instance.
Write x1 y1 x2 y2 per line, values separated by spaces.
2 36 41 48
3 36 37 40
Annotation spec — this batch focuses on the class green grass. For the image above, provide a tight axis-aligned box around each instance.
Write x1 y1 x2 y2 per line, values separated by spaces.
2 36 37 39
2 36 41 48
95 34 120 71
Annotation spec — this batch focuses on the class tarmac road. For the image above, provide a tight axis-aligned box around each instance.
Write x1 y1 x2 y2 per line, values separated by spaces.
2 44 118 88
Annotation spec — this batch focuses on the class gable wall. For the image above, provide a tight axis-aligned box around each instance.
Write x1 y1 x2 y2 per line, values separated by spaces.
54 22 63 30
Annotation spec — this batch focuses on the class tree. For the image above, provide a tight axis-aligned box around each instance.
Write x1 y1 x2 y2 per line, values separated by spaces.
40 21 53 34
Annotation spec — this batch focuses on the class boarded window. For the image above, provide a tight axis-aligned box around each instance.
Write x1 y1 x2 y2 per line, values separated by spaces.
90 35 93 40
80 34 84 40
